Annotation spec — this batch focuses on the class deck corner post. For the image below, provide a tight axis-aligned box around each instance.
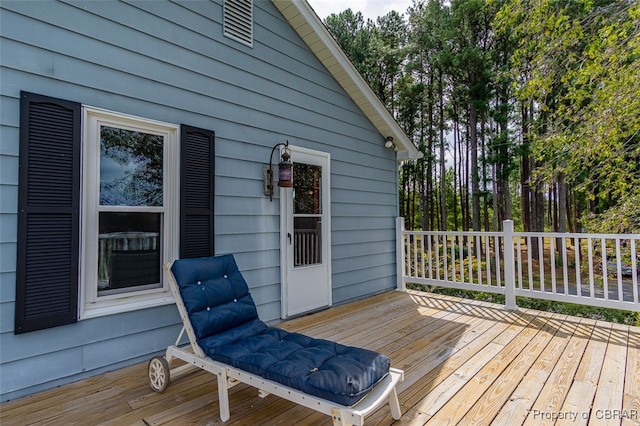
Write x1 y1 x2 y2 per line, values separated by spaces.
503 220 518 311
396 217 406 292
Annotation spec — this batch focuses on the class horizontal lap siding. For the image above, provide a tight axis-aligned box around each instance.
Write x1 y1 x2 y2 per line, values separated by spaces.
0 304 183 396
0 0 398 399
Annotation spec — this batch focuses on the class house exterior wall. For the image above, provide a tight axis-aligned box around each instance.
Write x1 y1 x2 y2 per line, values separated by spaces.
0 0 399 400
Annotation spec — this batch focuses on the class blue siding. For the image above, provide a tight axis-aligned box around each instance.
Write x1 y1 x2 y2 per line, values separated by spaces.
0 0 399 400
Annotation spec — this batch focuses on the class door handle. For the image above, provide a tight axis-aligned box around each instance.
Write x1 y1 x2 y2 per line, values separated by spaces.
288 233 292 244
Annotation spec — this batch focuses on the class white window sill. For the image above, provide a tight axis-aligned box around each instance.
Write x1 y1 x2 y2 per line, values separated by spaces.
81 294 175 319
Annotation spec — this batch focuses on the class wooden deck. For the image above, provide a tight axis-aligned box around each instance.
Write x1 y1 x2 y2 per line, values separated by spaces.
2 290 639 425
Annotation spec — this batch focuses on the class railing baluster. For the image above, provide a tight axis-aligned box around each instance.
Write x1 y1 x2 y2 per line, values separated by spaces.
451 234 455 282
413 234 418 276
504 220 516 310
404 233 410 279
444 235 449 282
538 236 545 292
485 236 492 287
305 233 309 264
615 238 623 302
467 235 473 285
588 237 595 299
420 235 426 279
435 235 441 281
476 235 483 287
601 238 609 300
494 234 501 288
550 236 557 294
632 239 638 304
427 234 433 280
451 235 456 282
517 237 523 291
459 235 465 284
574 236 581 297
562 237 569 295
527 236 533 291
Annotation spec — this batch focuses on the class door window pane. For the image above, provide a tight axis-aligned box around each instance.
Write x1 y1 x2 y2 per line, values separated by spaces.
294 217 322 266
98 212 161 294
293 164 321 214
293 163 322 267
100 126 163 206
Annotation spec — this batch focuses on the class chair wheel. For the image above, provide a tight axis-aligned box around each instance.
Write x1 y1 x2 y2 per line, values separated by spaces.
148 356 170 393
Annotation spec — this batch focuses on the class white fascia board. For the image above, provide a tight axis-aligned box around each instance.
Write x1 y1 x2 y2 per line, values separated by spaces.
271 0 422 161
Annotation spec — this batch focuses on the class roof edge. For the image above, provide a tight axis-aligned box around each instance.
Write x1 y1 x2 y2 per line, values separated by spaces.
271 0 422 161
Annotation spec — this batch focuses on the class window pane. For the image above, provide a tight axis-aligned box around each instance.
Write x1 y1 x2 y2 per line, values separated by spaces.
98 212 161 294
100 126 163 206
293 164 321 214
294 217 321 266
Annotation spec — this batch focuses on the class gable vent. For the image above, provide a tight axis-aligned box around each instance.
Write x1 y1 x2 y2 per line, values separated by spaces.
223 0 253 47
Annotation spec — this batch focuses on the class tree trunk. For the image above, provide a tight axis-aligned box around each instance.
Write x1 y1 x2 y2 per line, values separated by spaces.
463 122 470 231
556 172 567 252
439 70 447 231
493 163 500 231
453 118 459 230
497 91 512 222
558 173 567 233
520 102 531 232
481 119 490 232
470 101 481 231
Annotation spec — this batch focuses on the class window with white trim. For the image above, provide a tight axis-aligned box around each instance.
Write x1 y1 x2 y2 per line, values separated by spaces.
16 92 215 333
81 108 179 318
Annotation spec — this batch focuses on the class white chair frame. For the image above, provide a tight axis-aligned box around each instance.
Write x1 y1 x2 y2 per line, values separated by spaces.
148 263 404 426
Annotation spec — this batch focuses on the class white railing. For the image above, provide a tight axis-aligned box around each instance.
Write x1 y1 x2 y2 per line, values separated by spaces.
396 218 640 312
294 229 321 266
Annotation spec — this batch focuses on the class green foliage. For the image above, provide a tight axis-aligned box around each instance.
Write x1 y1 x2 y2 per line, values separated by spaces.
325 0 640 234
495 0 640 232
324 8 408 109
582 193 640 234
323 0 640 326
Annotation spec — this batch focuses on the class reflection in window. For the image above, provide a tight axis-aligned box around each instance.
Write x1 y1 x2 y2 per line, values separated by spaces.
100 126 163 206
98 212 161 295
293 164 321 214
83 107 179 317
293 163 322 267
294 217 321 266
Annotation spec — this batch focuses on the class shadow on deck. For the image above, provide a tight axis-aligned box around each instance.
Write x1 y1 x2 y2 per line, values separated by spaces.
1 290 638 425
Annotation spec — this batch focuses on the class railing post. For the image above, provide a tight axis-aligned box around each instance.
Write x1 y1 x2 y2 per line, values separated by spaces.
396 217 406 291
503 220 518 310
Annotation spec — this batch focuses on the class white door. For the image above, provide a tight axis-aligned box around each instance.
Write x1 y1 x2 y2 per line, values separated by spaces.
280 146 331 318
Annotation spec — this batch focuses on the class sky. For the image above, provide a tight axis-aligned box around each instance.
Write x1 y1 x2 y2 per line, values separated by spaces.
307 0 414 22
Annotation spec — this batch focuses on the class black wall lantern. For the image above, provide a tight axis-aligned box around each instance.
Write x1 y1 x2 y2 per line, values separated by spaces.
264 141 293 201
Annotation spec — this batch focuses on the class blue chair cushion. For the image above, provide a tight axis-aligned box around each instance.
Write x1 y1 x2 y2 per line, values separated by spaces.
171 255 391 406
171 255 259 341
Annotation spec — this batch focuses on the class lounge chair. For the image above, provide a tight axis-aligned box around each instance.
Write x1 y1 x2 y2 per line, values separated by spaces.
148 254 404 425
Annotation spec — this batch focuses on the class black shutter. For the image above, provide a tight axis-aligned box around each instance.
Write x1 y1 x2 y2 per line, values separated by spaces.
15 92 81 334
180 125 215 258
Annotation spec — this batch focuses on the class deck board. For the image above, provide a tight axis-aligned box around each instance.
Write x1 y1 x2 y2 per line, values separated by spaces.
1 290 638 426
592 323 630 426
623 327 640 426
459 313 560 425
